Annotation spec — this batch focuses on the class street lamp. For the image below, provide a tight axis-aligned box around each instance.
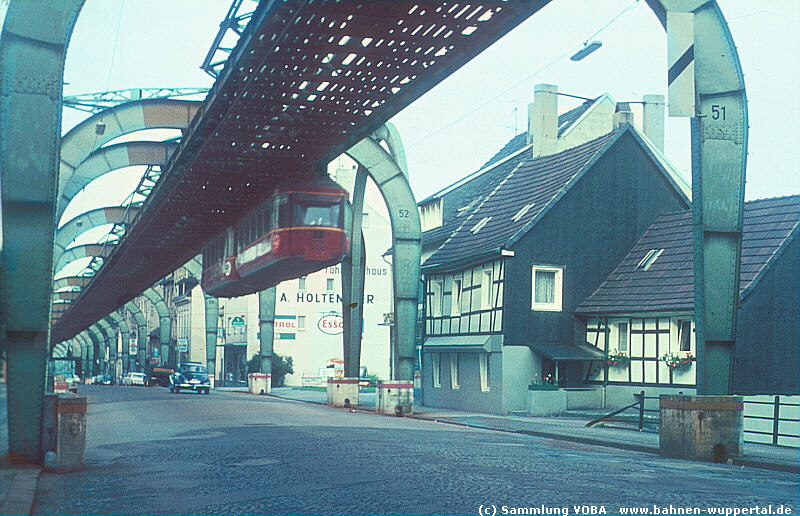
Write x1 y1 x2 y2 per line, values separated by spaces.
570 40 603 61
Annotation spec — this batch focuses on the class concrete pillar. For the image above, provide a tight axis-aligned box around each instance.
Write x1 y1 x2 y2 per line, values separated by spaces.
659 395 744 462
258 288 275 391
643 94 665 152
530 84 559 157
327 378 360 407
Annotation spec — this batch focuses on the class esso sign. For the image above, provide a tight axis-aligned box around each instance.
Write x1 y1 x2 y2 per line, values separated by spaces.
318 313 344 335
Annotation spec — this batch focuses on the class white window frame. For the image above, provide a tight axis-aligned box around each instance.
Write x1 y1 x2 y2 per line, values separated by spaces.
612 319 629 353
431 353 441 388
531 266 563 312
479 353 490 392
451 278 463 316
449 353 460 389
430 280 443 317
481 270 493 309
671 318 694 353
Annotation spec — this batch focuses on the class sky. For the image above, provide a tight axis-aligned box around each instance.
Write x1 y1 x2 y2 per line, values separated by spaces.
58 0 799 226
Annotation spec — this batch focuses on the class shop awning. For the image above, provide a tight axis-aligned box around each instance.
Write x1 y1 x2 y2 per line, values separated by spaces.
423 335 502 353
529 341 605 361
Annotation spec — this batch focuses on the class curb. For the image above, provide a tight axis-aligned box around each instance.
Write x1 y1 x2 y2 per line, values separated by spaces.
258 391 800 475
0 466 40 515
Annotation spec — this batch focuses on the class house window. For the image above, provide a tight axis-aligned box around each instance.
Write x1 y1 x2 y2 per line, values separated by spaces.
430 280 443 317
450 353 460 389
481 270 493 309
617 322 629 352
637 249 664 271
298 276 307 291
326 278 334 292
678 320 692 351
361 212 369 228
479 353 490 392
451 278 463 316
431 353 441 388
297 316 306 331
531 266 563 311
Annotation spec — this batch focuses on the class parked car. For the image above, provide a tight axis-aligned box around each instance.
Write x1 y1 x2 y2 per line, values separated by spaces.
54 373 78 393
122 372 148 386
169 362 211 394
94 374 114 385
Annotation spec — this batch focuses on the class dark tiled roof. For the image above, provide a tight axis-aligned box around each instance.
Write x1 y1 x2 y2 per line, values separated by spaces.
424 130 619 269
576 195 800 314
478 100 595 171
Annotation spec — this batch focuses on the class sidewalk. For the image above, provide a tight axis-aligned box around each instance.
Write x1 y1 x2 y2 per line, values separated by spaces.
269 387 799 474
0 385 41 515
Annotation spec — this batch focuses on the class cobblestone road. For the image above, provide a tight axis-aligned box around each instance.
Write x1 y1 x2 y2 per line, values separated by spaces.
32 386 798 514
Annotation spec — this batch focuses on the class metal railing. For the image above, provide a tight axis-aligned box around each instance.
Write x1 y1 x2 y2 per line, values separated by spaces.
585 391 659 431
584 392 799 448
742 395 799 448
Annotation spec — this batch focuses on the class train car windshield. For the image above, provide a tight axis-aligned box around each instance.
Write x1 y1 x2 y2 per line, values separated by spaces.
294 195 342 227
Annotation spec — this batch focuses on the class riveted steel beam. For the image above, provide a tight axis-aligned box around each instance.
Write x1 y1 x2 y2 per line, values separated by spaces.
646 0 747 394
0 0 84 463
346 135 421 382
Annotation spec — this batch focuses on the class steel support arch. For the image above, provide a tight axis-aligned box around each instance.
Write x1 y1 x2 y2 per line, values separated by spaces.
124 301 148 371
58 99 200 218
104 312 129 376
94 320 115 375
0 0 84 463
345 136 421 382
646 0 747 394
56 140 178 222
140 287 172 368
182 256 219 379
54 206 134 262
340 166 368 379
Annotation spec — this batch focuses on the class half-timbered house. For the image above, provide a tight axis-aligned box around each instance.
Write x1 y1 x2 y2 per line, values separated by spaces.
419 86 691 413
577 195 799 406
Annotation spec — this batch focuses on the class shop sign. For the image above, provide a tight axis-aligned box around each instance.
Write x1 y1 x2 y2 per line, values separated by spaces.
275 315 297 340
318 312 344 335
129 339 137 355
177 338 188 352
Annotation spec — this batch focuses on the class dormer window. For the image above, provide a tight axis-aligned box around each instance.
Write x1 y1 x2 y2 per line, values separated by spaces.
419 198 443 232
637 249 664 271
470 216 492 234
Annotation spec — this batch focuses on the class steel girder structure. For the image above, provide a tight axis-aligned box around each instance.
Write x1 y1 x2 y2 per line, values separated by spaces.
63 87 208 114
646 0 747 394
51 0 551 347
0 0 84 463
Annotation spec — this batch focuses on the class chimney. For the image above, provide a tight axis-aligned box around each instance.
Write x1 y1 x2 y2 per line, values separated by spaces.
642 94 665 152
614 102 634 128
529 84 559 158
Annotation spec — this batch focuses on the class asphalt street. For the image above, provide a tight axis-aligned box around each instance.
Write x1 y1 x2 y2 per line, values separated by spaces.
31 386 798 515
